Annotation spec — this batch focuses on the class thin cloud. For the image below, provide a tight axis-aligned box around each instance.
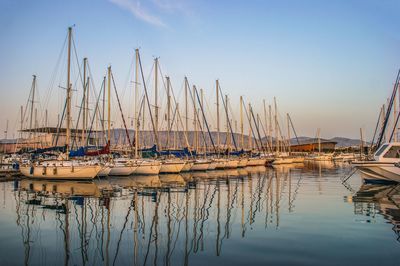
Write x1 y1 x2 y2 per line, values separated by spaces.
109 0 167 27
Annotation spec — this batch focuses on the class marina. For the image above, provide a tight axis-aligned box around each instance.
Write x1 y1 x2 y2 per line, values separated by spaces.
0 163 399 265
1 1 400 265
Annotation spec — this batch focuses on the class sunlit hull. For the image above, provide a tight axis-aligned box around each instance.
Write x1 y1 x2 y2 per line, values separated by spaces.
109 165 138 176
247 158 267 166
159 160 186 174
134 160 161 175
191 160 210 171
20 164 101 180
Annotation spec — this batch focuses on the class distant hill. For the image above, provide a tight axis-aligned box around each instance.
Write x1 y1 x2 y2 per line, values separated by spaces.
103 129 368 148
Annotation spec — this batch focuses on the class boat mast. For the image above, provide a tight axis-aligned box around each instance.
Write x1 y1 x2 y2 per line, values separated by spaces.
193 86 198 152
167 76 171 149
216 80 220 151
134 49 139 158
185 77 189 135
102 76 106 145
29 75 36 139
268 105 273 151
248 103 252 150
81 57 87 146
226 94 230 153
263 99 268 152
107 66 111 151
201 88 205 153
287 113 291 154
66 27 72 158
240 96 244 149
274 97 278 154
154 58 159 137
395 92 398 142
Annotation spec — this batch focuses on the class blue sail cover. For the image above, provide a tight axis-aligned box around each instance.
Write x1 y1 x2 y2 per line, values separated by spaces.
159 147 196 157
29 146 67 154
69 147 85 157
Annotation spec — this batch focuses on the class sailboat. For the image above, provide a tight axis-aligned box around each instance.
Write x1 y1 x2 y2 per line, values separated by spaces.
19 27 102 180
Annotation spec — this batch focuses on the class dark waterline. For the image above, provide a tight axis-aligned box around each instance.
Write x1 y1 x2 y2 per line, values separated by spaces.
0 162 399 266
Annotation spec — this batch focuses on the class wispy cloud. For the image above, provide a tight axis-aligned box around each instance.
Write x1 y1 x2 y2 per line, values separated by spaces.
109 0 167 28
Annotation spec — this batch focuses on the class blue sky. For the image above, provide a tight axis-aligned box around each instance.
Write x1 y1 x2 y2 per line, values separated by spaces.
1 0 400 140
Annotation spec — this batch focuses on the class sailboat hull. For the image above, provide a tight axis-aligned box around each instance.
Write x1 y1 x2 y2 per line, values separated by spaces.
20 165 101 180
159 161 186 174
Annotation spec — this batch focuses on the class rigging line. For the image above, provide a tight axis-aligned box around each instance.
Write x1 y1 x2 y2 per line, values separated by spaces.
86 79 106 147
53 98 67 147
389 105 400 142
258 114 273 153
249 105 266 153
111 71 133 150
288 114 300 145
42 33 68 115
138 51 160 149
370 107 383 150
218 85 238 150
242 99 261 152
193 85 217 153
377 69 400 147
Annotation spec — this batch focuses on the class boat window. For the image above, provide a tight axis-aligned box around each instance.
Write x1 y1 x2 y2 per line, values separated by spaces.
375 144 389 157
383 145 400 158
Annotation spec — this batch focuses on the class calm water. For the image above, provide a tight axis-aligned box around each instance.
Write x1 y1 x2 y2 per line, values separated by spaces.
0 162 399 266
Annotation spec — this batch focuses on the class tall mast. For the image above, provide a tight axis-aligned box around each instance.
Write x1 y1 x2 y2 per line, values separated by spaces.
274 97 278 154
134 49 139 158
240 96 244 149
166 76 171 149
102 76 106 145
20 106 23 139
107 66 111 148
29 75 36 139
66 27 72 158
201 88 205 152
263 100 268 152
216 80 220 149
154 58 159 135
185 77 189 134
248 103 252 150
268 105 273 152
317 128 321 153
85 77 89 145
287 113 291 154
193 86 198 151
225 95 230 152
82 57 87 146
395 92 398 142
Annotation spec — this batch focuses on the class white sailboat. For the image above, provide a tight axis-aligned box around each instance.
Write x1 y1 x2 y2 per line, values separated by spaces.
20 27 101 180
352 142 400 183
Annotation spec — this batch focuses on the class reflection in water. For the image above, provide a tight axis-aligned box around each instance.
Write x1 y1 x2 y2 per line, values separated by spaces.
352 184 400 242
1 164 399 265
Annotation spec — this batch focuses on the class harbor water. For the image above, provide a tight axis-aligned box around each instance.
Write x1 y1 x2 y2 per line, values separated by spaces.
0 162 399 265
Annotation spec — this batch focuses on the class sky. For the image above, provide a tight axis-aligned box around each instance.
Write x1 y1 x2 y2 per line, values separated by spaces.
1 0 400 140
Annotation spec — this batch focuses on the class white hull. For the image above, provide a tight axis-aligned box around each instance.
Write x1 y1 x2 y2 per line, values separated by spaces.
273 157 294 165
191 160 210 171
238 158 248 168
247 158 267 166
208 161 218 170
181 161 194 172
159 161 186 174
292 157 305 163
20 164 101 180
109 165 138 176
214 159 227 169
97 166 112 177
225 159 239 169
353 162 400 182
135 161 161 175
